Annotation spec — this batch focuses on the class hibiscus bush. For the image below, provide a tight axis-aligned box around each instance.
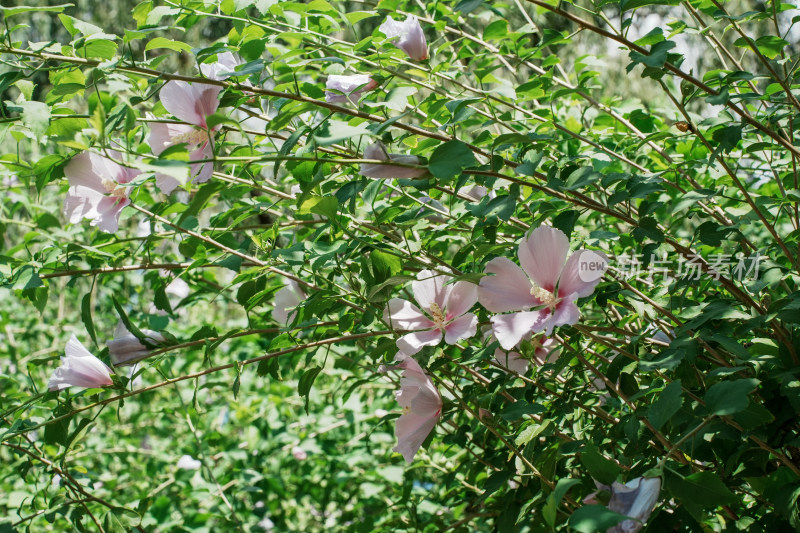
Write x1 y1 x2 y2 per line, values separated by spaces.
1 0 800 531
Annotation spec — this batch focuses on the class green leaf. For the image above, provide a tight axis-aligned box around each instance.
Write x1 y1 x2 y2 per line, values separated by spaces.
11 265 43 290
711 125 742 152
81 292 97 346
77 39 118 60
704 378 759 416
568 505 627 533
648 380 683 430
111 297 151 347
455 0 484 14
207 113 239 132
14 80 34 101
516 151 543 176
139 160 190 185
515 419 551 445
734 36 789 60
0 3 72 17
620 0 679 11
43 412 70 446
629 40 676 69
298 366 322 414
500 401 544 420
370 250 402 280
428 141 476 181
19 101 50 137
102 508 140 533
377 86 417 112
483 20 508 40
313 120 371 146
667 471 736 508
144 37 192 53
298 196 338 218
58 14 104 36
255 0 279 14
580 445 622 485
543 478 580 527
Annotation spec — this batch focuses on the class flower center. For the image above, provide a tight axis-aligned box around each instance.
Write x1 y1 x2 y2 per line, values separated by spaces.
172 128 209 147
530 284 557 311
402 405 411 415
429 302 446 330
102 179 127 198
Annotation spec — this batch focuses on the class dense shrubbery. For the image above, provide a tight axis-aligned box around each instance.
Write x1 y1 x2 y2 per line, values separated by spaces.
1 0 800 531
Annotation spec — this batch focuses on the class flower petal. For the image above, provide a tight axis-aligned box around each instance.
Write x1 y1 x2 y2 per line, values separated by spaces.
494 349 530 375
477 257 537 313
490 310 548 350
325 74 376 104
518 226 569 291
155 173 180 195
444 313 477 344
63 186 104 224
148 121 195 155
93 196 129 233
273 282 306 325
360 142 425 179
360 162 426 179
393 411 439 463
189 143 214 185
607 477 661 533
49 336 113 391
412 270 450 315
384 298 435 330
558 249 608 298
546 297 581 334
392 355 441 463
160 81 221 126
396 328 441 355
199 52 242 80
380 15 428 61
533 337 560 366
397 16 428 61
444 281 478 317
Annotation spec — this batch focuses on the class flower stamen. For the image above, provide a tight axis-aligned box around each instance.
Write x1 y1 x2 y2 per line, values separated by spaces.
530 284 557 311
102 179 127 198
172 128 209 146
429 302 446 330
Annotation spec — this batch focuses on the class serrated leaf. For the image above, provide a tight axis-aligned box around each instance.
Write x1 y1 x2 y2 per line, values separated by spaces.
648 380 683 430
428 141 476 181
705 378 759 416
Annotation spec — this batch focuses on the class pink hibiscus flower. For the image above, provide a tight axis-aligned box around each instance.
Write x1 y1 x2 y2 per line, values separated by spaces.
149 80 222 194
107 322 166 366
493 334 558 374
48 336 113 391
199 52 243 81
588 477 662 533
478 226 607 350
393 353 442 462
379 15 428 61
325 74 378 105
360 142 427 179
63 151 140 234
272 279 306 324
384 269 478 355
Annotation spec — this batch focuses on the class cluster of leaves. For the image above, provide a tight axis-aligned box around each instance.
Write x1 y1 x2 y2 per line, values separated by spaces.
1 0 800 531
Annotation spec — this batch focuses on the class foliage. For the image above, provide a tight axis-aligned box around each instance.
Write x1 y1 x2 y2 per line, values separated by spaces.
1 0 800 531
